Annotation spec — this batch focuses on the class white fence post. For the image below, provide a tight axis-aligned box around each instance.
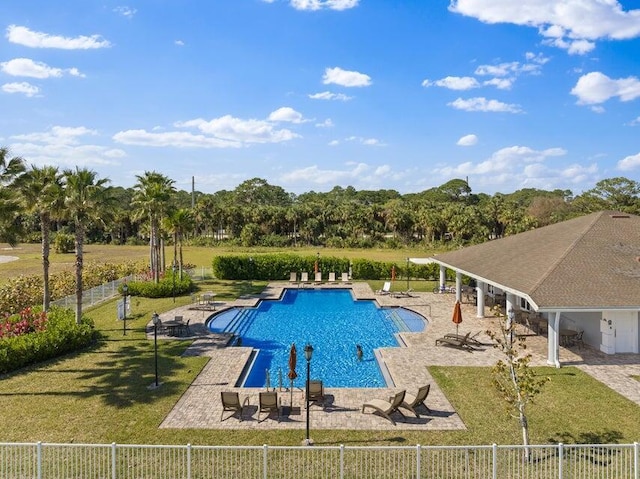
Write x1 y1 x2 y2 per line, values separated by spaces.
635 442 638 479
340 444 344 479
36 441 42 479
416 444 421 479
492 443 497 479
112 442 117 479
558 442 564 479
187 443 191 479
263 444 268 479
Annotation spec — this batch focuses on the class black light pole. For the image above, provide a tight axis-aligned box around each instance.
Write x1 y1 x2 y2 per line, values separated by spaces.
152 312 160 388
171 262 177 303
406 257 410 291
249 257 254 287
122 283 128 336
303 343 314 446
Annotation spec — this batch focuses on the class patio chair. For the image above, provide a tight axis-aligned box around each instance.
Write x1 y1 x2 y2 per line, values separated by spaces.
289 271 298 283
220 391 249 421
398 384 432 417
376 281 391 295
178 318 191 336
258 391 282 422
300 272 310 284
362 390 406 425
327 272 337 283
314 272 323 284
340 272 351 284
435 331 476 352
443 331 489 347
305 380 325 408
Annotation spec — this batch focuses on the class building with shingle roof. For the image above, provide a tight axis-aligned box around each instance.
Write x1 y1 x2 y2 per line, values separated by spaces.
417 211 640 365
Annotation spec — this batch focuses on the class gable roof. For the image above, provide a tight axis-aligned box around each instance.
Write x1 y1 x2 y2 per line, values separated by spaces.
429 211 640 311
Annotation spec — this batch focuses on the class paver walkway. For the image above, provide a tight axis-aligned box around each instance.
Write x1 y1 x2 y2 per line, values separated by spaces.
151 282 640 431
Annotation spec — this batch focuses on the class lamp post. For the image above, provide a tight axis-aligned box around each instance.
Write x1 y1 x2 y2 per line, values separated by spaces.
249 257 254 287
406 257 410 291
152 312 160 388
122 283 128 336
303 343 314 446
171 261 177 303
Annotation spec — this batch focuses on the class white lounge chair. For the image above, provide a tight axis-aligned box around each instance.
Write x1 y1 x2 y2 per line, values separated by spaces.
328 272 336 283
289 272 297 283
376 281 391 295
314 272 323 284
341 272 351 284
300 272 310 283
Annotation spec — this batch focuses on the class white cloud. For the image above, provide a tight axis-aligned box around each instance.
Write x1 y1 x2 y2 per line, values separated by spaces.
617 152 640 171
10 126 122 167
2 81 40 97
571 71 640 105
448 97 522 113
316 119 334 128
114 113 301 148
1 58 84 79
175 40 185 46
290 0 358 11
6 25 111 49
279 161 395 188
323 67 371 87
449 1 640 55
113 6 137 18
328 139 340 146
332 136 385 146
308 91 352 101
457 134 478 146
268 107 306 123
422 76 480 90
483 78 512 89
630 116 640 126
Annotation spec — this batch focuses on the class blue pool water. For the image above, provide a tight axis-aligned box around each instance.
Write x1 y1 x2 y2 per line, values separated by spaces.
207 288 426 388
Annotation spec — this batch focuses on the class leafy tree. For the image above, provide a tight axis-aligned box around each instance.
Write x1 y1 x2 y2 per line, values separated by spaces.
164 208 194 277
487 310 549 462
62 167 113 324
573 177 640 214
0 147 26 245
16 165 64 310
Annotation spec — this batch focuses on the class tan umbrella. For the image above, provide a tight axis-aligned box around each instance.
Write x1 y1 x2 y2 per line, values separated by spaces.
287 343 297 406
391 265 396 282
452 300 463 336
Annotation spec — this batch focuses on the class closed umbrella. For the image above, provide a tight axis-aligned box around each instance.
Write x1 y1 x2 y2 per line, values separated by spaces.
452 300 463 336
287 343 297 406
391 265 396 282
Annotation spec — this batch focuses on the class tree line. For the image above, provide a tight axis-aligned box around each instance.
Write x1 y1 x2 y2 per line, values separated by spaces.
2 146 640 320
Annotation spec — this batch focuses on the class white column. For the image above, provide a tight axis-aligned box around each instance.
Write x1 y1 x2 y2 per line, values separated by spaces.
455 272 462 302
476 281 485 318
547 311 561 368
439 266 446 291
506 293 516 317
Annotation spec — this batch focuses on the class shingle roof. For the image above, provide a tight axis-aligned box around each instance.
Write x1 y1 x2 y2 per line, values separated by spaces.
430 211 640 310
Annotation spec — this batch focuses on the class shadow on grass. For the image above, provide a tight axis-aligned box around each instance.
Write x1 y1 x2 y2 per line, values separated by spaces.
548 430 624 445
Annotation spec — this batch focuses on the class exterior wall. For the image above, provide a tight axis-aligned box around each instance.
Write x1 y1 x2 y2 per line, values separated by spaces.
559 311 601 349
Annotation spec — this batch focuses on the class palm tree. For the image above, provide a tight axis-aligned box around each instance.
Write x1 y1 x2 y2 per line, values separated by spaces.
16 165 64 310
63 167 112 324
132 172 175 283
0 147 26 245
164 208 194 278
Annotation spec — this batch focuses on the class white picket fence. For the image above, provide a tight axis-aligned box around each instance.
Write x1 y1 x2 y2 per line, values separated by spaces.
51 275 136 310
0 442 638 479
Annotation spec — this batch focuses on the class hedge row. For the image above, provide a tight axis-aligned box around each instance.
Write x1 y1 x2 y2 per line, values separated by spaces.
211 253 457 281
0 307 97 374
122 271 196 298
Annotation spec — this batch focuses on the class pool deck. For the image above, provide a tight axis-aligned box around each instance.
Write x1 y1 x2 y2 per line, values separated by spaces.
152 282 640 431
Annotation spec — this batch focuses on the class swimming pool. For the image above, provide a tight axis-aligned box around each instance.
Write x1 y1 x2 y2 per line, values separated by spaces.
207 288 426 388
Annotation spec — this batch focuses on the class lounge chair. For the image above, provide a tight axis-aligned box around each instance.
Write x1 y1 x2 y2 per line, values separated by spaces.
376 281 391 295
442 331 488 347
220 391 249 421
435 331 477 351
327 272 336 283
361 390 406 425
258 391 282 422
306 380 325 408
399 384 432 417
300 272 310 284
341 272 351 284
314 272 323 284
393 288 415 298
289 272 298 283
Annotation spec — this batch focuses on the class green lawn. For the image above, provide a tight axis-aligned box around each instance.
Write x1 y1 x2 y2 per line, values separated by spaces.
1 282 638 446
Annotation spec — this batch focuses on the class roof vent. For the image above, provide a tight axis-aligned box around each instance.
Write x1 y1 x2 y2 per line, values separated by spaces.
610 214 630 219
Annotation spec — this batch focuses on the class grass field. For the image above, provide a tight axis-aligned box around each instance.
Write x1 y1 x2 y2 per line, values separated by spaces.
0 243 639 446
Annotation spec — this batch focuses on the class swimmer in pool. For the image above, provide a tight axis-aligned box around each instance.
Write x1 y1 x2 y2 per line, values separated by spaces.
356 344 363 361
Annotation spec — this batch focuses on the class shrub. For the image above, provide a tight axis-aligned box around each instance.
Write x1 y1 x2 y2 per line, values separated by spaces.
0 307 96 374
123 272 195 298
53 233 75 253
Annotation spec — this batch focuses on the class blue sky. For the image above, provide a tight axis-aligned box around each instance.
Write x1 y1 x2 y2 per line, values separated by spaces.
1 1 639 196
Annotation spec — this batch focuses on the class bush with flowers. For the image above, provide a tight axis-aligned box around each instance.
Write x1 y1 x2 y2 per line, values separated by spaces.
0 306 96 374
